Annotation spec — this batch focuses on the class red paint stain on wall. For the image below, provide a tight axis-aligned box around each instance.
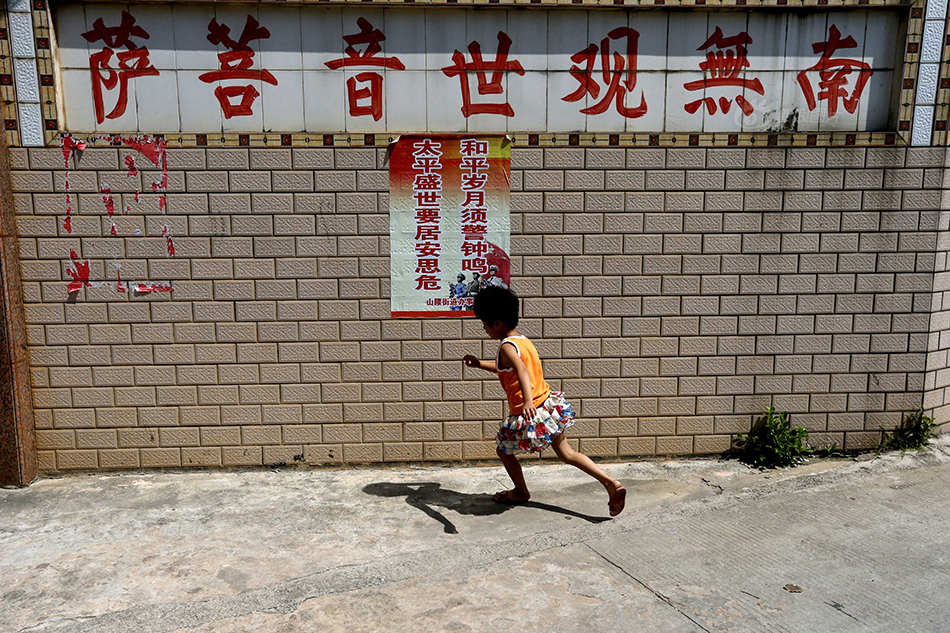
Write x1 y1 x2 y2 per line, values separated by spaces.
66 250 91 294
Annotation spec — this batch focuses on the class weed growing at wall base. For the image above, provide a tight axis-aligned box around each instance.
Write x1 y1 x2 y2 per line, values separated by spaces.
732 407 811 469
879 408 937 453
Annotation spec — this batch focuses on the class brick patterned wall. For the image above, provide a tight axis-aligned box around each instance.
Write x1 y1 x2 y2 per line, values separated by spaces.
927 199 950 432
9 145 946 471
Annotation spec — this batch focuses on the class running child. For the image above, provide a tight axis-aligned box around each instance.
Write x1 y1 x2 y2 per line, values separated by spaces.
462 286 627 517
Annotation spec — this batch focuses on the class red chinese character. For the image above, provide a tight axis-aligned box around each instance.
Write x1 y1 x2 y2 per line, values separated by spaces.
797 25 873 117
683 27 764 116
198 16 277 119
442 31 525 117
563 27 648 118
82 11 160 124
415 275 441 291
325 18 406 121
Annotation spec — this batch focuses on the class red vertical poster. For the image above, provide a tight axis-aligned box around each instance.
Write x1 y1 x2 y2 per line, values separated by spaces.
389 135 512 318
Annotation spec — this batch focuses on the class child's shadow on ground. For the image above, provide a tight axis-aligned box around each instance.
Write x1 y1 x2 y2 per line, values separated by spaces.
363 482 609 534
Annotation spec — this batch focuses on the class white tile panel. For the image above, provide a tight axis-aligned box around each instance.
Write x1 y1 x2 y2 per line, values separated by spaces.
51 2 89 69
8 0 32 13
547 70 588 133
60 69 98 131
927 0 949 21
912 105 935 146
630 13 669 72
95 77 139 133
212 4 263 73
301 8 343 70
817 92 859 132
703 92 747 133
505 70 547 132
386 70 427 132
171 3 220 71
547 11 589 74
705 12 751 55
259 5 303 71
8 10 35 58
626 72 665 133
917 63 940 105
507 9 547 72
864 10 903 69
130 4 176 71
860 70 896 131
666 13 709 72
13 57 39 102
48 6 905 136
302 71 346 133
425 69 467 133
784 12 828 72
385 8 428 72
665 71 705 132
742 71 786 133
18 102 44 146
781 70 820 132
263 71 305 132
465 72 513 133
921 20 945 64
746 13 788 72
178 70 223 132
425 9 466 73
585 71 629 134
134 70 181 132
465 9 508 61
823 12 868 62
341 8 386 69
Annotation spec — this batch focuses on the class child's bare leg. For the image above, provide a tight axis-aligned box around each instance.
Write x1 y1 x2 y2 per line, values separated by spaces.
551 435 621 495
496 448 530 501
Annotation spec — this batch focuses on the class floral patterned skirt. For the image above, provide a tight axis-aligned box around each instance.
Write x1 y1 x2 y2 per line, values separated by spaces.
496 391 576 455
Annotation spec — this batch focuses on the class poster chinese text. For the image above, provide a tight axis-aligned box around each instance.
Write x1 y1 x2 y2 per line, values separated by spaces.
390 135 511 318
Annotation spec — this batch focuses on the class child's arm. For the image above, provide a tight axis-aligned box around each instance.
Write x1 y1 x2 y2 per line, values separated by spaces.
497 344 538 421
463 355 497 373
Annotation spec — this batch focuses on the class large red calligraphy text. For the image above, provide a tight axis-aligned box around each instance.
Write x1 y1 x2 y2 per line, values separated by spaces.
563 28 648 118
684 27 764 116
199 16 277 119
325 18 406 121
797 25 872 117
442 31 524 118
82 11 160 124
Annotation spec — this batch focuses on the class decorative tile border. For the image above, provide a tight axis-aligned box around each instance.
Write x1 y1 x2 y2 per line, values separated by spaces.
56 130 903 149
4 0 939 148
912 0 948 143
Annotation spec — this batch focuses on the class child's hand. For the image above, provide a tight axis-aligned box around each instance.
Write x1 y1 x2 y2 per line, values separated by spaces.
462 355 481 368
522 401 538 422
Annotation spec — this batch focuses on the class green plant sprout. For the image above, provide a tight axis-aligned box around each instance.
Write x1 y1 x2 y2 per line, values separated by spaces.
732 407 811 469
879 408 937 453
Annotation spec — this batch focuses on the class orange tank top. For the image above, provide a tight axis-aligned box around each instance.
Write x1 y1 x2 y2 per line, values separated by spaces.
496 336 551 415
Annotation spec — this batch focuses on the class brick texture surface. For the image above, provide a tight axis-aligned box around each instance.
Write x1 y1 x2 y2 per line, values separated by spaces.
14 147 948 470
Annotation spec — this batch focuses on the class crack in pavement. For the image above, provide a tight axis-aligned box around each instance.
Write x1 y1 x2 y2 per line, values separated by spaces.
825 601 863 625
581 542 713 633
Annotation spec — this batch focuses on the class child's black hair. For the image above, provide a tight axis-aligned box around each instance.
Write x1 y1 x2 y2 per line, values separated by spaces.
472 286 519 329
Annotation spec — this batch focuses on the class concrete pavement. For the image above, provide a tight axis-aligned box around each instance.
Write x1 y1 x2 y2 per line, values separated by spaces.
3 438 949 633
